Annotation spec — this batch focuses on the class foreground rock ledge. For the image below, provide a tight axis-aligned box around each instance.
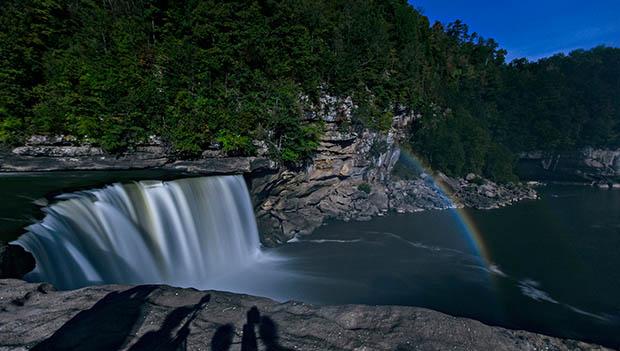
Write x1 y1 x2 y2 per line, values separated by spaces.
0 280 610 351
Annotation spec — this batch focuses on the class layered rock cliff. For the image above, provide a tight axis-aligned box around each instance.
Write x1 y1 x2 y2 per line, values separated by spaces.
1 135 275 174
518 148 620 185
0 279 612 351
250 100 413 244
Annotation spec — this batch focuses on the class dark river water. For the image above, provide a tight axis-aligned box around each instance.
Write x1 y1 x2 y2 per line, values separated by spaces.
268 187 620 348
2 172 619 348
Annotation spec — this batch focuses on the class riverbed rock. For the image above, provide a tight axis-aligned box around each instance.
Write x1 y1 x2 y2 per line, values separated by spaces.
0 279 611 351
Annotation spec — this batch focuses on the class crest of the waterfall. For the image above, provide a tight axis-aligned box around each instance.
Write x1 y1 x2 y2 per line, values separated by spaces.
14 175 263 290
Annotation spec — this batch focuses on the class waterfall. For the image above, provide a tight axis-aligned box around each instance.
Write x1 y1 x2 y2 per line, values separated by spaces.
13 175 264 290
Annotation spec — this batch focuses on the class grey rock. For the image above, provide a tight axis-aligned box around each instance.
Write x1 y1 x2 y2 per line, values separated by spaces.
13 146 104 157
252 140 269 157
0 279 611 351
134 146 166 154
0 148 275 175
0 153 170 172
252 116 415 242
165 157 275 174
518 148 620 182
25 135 76 146
201 149 225 158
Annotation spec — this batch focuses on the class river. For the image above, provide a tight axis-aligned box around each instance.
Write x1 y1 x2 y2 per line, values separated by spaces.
1 172 619 348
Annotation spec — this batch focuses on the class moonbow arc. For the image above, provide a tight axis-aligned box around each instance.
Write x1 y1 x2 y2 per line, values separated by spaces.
398 149 494 267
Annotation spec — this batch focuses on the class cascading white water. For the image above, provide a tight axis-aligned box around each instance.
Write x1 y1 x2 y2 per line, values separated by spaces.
13 175 263 290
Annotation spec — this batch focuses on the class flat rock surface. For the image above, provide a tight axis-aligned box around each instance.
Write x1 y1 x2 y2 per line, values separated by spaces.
0 280 612 351
0 151 273 175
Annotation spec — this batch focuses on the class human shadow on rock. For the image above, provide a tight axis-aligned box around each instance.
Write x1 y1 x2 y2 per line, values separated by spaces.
129 294 210 351
258 315 293 351
211 306 292 351
241 307 260 351
210 323 235 351
33 285 158 351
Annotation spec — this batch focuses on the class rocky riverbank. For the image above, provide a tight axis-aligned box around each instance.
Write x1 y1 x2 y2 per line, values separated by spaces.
0 97 539 246
0 122 537 247
252 169 537 245
246 100 537 244
0 279 612 351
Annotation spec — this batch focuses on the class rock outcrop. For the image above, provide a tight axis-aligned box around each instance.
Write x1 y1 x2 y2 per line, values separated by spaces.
250 100 536 244
251 101 414 245
387 174 538 214
518 148 620 185
0 279 612 351
1 135 275 174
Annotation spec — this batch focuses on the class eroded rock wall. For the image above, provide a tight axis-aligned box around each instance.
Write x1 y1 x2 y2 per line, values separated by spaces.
251 99 414 245
518 148 620 183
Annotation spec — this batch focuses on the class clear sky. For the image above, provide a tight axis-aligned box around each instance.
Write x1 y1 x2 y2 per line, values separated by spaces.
409 0 620 61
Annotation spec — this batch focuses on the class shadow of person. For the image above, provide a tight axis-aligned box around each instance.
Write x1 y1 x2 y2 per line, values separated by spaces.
211 324 234 351
241 306 260 351
259 315 293 351
32 285 158 351
129 294 210 351
211 307 293 351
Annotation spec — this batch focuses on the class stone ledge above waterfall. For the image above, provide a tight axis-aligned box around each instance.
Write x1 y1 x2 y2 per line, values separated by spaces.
0 150 276 174
0 279 611 351
1 134 278 174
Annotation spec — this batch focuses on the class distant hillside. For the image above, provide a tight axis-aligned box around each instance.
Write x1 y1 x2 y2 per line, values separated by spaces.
1 0 619 181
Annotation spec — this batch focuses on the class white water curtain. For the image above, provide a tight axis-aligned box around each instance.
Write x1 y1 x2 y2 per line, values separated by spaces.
14 175 262 290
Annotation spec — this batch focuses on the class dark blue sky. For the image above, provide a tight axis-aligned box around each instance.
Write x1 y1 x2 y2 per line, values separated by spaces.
409 0 620 61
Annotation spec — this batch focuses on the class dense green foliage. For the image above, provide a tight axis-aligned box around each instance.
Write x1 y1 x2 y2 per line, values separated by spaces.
1 0 619 179
407 23 620 181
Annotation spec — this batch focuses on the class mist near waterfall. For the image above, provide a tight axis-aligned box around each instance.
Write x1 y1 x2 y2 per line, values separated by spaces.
15 176 281 291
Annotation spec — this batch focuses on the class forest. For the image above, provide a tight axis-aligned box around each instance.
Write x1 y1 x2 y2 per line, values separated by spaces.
1 0 619 181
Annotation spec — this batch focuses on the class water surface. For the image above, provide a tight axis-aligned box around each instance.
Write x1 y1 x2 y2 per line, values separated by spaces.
230 186 620 348
4 173 619 348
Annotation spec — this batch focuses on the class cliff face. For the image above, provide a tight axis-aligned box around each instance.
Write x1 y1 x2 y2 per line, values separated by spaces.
250 97 415 245
518 148 620 184
249 97 536 245
0 279 611 351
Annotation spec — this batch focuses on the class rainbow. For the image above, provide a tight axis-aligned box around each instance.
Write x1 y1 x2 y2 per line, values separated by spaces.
397 148 494 268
